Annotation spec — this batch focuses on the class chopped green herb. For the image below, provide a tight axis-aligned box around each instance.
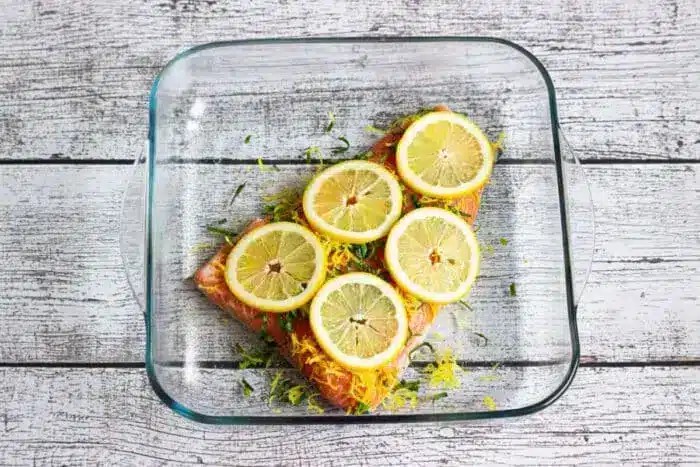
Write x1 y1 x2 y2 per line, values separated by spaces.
428 392 448 402
279 310 298 333
364 124 386 136
286 385 308 406
268 371 317 410
509 282 517 297
353 402 371 415
240 378 254 397
355 150 373 160
472 332 489 347
244 134 253 144
325 111 335 133
389 109 433 131
411 193 422 208
499 237 509 246
459 300 473 312
189 241 216 253
235 343 275 369
258 313 276 344
395 379 420 392
351 243 369 260
303 145 322 163
331 136 350 154
306 394 325 414
228 183 246 206
444 204 472 218
257 157 280 172
408 342 435 361
485 244 495 256
206 225 237 238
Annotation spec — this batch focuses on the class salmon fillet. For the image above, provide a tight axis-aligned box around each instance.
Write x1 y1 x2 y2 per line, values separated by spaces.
194 110 483 412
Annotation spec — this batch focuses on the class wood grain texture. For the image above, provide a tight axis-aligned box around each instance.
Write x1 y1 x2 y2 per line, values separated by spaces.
0 366 697 465
0 163 698 363
0 0 698 161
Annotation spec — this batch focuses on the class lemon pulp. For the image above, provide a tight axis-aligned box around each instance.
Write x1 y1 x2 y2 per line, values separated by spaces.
303 160 402 243
310 273 408 370
225 222 326 312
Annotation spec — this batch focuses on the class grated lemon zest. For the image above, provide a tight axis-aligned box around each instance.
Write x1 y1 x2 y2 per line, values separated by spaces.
382 387 419 412
483 395 497 411
424 348 463 389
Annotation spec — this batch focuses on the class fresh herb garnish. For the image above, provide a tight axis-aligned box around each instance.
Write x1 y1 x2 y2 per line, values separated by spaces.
268 371 318 410
509 282 517 297
331 136 350 154
355 150 373 160
258 313 275 344
228 183 246 206
257 157 280 172
279 310 298 333
235 343 275 369
410 193 422 208
428 392 448 402
364 124 386 136
262 188 302 222
240 378 254 397
206 225 237 238
244 134 253 144
350 243 369 260
395 379 420 392
325 111 335 133
499 237 508 246
408 342 435 361
389 108 433 131
459 300 473 312
472 332 489 347
353 401 371 415
303 146 323 164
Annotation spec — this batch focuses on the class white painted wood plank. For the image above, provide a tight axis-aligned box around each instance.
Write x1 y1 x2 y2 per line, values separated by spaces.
0 163 697 363
0 366 697 465
0 0 697 161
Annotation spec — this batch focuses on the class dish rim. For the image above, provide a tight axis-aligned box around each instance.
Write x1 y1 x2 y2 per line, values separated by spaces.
144 36 580 425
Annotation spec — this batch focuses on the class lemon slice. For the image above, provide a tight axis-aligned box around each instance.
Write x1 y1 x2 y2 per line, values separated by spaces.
303 160 403 244
385 207 480 304
225 222 326 312
396 111 494 199
309 272 408 370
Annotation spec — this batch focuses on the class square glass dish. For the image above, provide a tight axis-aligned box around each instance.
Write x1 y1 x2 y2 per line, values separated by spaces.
120 37 595 424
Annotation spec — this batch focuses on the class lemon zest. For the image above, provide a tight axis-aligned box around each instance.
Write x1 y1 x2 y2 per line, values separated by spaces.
398 288 423 322
483 395 497 411
348 366 399 408
424 348 463 389
382 387 419 412
319 236 359 276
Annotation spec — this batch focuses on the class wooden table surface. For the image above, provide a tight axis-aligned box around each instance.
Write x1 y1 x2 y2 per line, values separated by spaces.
1 0 698 464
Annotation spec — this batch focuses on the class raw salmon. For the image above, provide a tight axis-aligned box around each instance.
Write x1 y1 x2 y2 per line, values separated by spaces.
194 109 483 412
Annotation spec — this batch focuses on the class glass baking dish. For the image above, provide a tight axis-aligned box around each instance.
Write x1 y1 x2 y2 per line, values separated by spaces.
120 37 595 424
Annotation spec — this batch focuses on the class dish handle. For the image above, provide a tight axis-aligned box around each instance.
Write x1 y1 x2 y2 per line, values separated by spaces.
558 128 596 312
119 143 148 313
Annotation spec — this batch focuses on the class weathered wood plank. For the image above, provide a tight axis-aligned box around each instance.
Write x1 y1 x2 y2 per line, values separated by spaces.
0 366 697 465
0 0 697 161
0 163 698 363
